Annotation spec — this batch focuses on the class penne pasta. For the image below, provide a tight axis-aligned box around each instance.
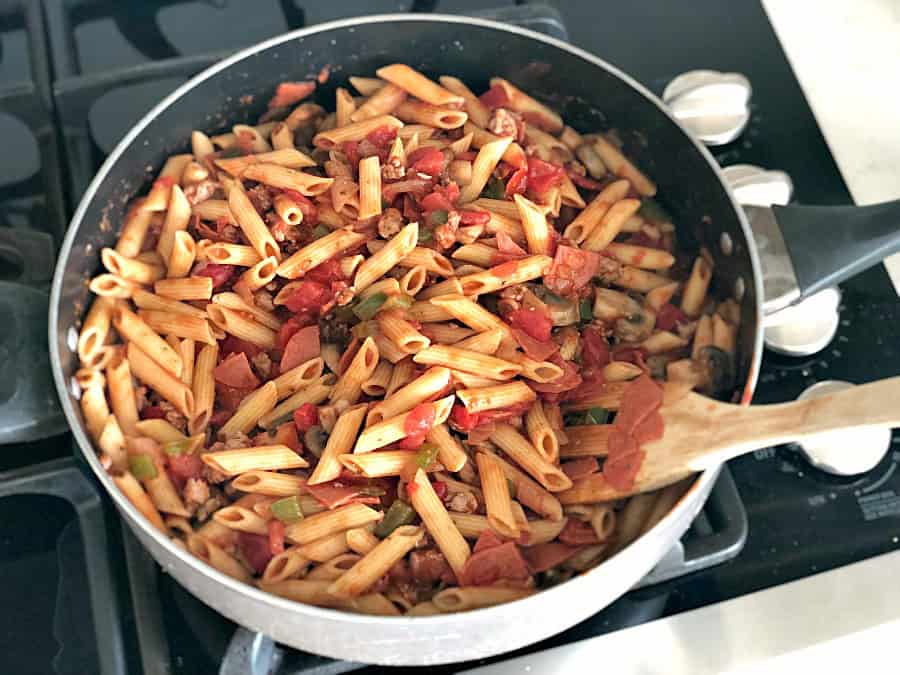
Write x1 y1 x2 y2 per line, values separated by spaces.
277 227 368 279
354 395 454 453
309 404 368 485
476 452 519 539
202 443 307 477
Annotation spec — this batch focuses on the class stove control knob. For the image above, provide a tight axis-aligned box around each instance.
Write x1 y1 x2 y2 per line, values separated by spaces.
796 380 891 475
662 70 751 145
721 164 793 207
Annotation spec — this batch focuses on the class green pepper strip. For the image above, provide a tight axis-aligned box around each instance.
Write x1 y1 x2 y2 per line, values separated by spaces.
579 298 593 321
163 438 192 456
352 292 387 320
374 500 417 538
271 496 304 523
586 406 610 425
415 443 440 469
128 454 158 480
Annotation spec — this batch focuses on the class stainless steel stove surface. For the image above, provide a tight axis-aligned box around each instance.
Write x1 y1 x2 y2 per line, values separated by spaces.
1 2 897 674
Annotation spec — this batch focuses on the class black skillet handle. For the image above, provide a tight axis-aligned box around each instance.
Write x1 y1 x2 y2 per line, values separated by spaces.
775 199 900 298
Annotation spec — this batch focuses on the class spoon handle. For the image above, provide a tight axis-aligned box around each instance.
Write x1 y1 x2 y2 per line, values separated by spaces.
693 376 900 470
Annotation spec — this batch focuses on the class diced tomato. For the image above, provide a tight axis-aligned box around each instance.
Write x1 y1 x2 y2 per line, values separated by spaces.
581 327 611 368
282 190 318 225
449 403 480 432
558 519 600 546
194 262 235 289
490 260 519 279
267 81 315 109
397 432 426 450
479 84 510 109
508 307 553 342
432 481 448 501
365 124 398 150
407 146 445 177
305 258 344 285
293 402 319 433
656 303 689 332
420 182 460 212
214 352 261 389
268 520 286 556
527 157 566 196
404 403 436 438
153 176 175 190
238 532 273 574
140 405 165 420
219 335 263 359
280 325 320 372
283 280 331 314
274 422 303 453
342 140 360 166
168 452 204 481
458 209 491 226
504 167 528 199
544 245 600 297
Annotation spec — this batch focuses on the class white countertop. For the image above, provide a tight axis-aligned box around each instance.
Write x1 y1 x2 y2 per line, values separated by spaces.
461 4 900 672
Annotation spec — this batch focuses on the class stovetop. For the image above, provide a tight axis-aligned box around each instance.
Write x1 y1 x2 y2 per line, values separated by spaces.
1 1 899 674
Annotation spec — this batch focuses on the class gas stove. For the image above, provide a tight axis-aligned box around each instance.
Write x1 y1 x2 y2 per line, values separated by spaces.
1 2 898 674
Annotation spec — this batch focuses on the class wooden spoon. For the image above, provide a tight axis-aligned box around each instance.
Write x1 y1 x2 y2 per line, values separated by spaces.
559 377 900 503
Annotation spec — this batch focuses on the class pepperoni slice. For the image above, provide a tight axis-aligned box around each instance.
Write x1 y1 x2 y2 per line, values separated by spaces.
633 411 664 444
603 450 645 492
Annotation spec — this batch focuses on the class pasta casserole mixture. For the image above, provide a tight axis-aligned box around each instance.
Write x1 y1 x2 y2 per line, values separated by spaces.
76 64 739 616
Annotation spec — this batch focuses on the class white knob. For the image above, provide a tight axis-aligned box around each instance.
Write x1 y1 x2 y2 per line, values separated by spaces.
796 380 891 476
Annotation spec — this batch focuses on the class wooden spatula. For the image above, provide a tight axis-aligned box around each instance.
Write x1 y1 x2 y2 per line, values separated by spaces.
559 377 900 503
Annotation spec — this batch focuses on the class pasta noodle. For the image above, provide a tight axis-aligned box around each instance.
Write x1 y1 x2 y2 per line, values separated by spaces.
77 67 733 617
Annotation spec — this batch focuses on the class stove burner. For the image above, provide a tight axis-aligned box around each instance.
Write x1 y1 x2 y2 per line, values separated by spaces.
795 380 891 476
662 70 751 146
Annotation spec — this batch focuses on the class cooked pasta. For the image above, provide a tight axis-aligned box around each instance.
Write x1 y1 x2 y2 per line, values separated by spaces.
77 68 737 617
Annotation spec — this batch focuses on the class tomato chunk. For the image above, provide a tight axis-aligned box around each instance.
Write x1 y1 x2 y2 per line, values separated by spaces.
507 307 553 342
581 327 611 368
407 146 445 177
404 403 436 437
479 84 511 109
527 157 566 196
449 403 480 432
283 280 331 314
293 402 319 433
